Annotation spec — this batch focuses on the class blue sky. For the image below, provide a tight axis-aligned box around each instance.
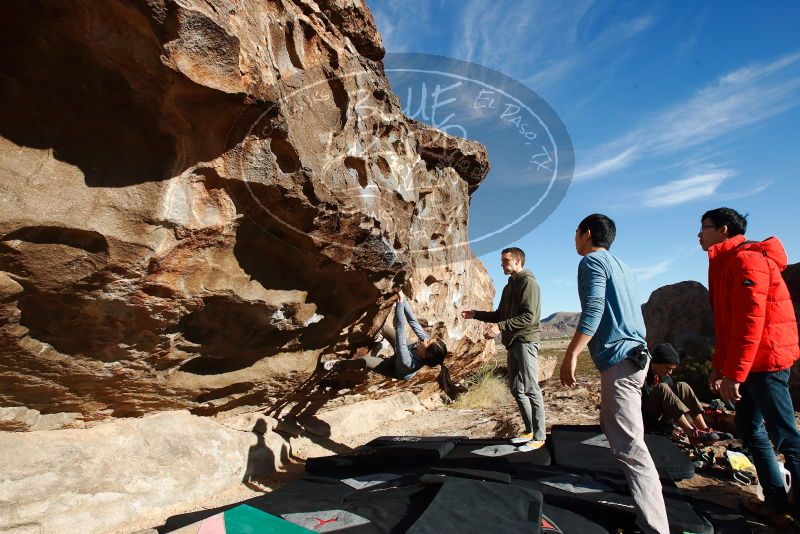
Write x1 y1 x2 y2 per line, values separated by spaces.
366 0 800 316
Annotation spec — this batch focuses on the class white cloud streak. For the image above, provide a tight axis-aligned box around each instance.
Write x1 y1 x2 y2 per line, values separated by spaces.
620 166 771 211
576 51 800 180
632 259 673 281
454 1 653 92
641 169 733 208
574 146 639 180
367 0 438 53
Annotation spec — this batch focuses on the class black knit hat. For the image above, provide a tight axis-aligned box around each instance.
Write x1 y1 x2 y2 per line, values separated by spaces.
652 343 680 364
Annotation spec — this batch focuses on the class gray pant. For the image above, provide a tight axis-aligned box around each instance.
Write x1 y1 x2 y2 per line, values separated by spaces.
381 323 396 347
507 341 546 441
601 359 669 534
337 324 399 376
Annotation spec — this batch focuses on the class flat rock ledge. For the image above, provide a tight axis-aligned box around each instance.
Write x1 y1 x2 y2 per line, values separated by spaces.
0 393 424 534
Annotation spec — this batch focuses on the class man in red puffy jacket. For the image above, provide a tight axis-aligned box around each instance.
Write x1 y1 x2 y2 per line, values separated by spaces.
699 207 800 526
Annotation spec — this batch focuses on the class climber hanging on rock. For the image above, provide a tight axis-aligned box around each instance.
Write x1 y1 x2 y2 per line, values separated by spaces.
322 292 456 396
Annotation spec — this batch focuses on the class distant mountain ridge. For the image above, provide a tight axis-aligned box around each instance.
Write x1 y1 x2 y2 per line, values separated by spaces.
541 312 580 339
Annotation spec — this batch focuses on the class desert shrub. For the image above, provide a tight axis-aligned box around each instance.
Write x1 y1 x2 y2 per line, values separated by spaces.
673 346 715 402
452 364 511 409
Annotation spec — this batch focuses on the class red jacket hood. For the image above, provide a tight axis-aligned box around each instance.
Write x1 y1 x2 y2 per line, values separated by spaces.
708 234 790 271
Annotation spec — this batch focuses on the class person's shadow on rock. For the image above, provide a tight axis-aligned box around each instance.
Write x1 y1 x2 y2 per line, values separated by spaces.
242 418 274 490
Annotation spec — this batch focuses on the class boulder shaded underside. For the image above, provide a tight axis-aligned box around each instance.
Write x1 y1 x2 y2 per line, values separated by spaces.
0 0 494 429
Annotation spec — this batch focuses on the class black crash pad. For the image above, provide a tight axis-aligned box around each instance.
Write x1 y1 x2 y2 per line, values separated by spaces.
549 424 695 480
512 466 712 534
166 475 438 534
367 435 467 447
305 440 456 474
436 438 552 472
541 503 610 534
407 476 543 534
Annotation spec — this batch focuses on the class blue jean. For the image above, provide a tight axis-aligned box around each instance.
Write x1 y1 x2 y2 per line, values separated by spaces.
735 368 800 515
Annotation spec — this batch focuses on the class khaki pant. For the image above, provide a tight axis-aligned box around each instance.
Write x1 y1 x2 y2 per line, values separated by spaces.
601 359 670 534
644 381 704 423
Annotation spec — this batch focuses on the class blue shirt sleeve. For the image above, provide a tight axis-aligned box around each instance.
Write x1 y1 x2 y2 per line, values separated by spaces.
577 255 607 337
402 301 430 341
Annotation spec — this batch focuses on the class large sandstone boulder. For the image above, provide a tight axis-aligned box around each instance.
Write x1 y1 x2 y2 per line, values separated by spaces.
783 263 800 406
642 281 715 359
784 263 800 316
642 281 715 400
644 270 800 407
0 0 494 429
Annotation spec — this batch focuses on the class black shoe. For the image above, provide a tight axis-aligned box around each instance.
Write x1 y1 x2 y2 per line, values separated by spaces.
689 429 720 445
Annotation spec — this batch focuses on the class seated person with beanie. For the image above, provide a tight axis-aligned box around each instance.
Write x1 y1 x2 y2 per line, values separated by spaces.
643 343 732 445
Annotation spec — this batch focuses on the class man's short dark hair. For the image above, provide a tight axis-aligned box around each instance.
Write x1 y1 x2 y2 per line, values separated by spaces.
501 247 525 266
578 214 616 249
701 207 747 237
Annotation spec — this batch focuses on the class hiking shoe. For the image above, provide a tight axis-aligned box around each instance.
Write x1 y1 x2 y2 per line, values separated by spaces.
516 440 546 452
740 497 769 518
689 428 720 445
693 460 709 470
322 360 341 371
510 432 533 444
740 497 798 527
369 338 385 355
707 427 734 441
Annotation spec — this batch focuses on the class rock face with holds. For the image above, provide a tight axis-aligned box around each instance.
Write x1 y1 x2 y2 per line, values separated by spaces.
0 0 494 430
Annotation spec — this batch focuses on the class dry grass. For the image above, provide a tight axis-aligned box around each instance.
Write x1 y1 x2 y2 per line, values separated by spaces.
453 338 598 409
573 350 599 379
451 365 512 409
494 337 599 382
539 347 599 381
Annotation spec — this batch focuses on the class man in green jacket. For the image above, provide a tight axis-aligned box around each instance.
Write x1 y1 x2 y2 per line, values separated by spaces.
462 247 544 451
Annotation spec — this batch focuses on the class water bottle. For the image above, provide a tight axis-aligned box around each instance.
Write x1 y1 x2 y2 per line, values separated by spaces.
755 462 792 500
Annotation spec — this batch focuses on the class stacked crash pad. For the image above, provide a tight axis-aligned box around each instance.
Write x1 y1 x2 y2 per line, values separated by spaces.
165 425 749 533
549 424 696 480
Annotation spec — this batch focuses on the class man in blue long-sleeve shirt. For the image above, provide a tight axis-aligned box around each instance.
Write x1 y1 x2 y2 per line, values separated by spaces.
559 214 669 534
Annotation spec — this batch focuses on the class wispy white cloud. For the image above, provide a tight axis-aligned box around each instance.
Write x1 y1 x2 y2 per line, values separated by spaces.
619 166 771 211
632 246 707 282
576 51 800 180
371 9 399 51
632 259 674 281
453 1 653 92
574 146 639 181
717 180 773 202
368 0 656 107
367 0 439 53
641 168 733 208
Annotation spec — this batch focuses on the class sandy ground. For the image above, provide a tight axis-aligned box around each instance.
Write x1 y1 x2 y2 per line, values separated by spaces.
133 338 780 533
